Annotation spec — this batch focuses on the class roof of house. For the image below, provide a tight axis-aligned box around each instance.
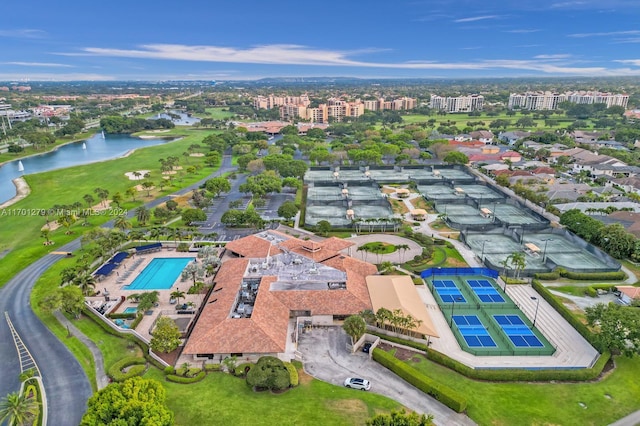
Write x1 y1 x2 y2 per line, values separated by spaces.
366 275 439 337
183 259 290 355
617 286 640 300
470 130 494 139
225 234 284 258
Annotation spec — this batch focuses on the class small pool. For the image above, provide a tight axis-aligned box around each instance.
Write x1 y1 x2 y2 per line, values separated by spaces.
123 307 138 314
124 257 194 291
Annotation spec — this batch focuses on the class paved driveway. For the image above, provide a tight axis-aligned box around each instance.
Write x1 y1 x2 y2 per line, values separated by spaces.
297 327 475 426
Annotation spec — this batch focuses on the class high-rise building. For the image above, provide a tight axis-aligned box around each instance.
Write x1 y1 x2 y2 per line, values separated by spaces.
508 91 628 110
429 94 484 113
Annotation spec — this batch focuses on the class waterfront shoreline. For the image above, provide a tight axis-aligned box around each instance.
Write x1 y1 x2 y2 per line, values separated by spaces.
0 178 31 209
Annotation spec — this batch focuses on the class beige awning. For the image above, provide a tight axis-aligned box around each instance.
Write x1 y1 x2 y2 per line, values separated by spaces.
525 243 540 253
410 209 427 216
366 275 439 337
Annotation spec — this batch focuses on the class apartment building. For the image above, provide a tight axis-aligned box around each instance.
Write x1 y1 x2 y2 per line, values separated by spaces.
429 94 484 113
508 91 628 110
255 94 415 122
253 94 311 110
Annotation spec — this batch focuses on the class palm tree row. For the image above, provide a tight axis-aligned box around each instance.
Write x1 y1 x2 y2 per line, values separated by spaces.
352 217 403 233
361 308 423 337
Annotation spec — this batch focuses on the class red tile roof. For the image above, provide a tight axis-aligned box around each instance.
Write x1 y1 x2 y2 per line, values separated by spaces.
225 235 283 258
184 233 376 356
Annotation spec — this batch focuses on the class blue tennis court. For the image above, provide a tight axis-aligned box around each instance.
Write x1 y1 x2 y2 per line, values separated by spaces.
453 315 497 347
494 315 544 348
433 280 466 303
467 279 505 303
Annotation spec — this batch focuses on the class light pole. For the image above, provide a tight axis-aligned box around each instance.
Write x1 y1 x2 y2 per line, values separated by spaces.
450 296 463 327
541 238 553 262
480 239 490 263
531 296 540 327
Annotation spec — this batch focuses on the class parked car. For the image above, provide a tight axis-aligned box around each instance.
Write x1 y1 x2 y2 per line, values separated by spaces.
343 377 371 391
362 342 372 353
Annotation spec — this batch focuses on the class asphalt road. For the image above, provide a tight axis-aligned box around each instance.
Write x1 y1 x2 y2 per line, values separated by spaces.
0 239 92 426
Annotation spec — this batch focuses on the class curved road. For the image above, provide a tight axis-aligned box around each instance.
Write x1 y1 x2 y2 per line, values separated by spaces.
0 152 237 425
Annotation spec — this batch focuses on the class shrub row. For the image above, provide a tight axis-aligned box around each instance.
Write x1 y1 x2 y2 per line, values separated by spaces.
373 348 467 413
367 331 428 352
130 313 144 330
107 313 137 320
284 362 298 387
107 357 147 382
426 347 610 382
166 371 206 384
531 280 604 352
534 271 560 280
204 363 222 372
560 270 626 281
371 328 610 382
175 367 202 377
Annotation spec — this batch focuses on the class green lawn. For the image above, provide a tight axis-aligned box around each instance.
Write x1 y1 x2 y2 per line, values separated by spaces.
144 368 401 426
202 107 236 120
0 131 221 288
402 352 640 426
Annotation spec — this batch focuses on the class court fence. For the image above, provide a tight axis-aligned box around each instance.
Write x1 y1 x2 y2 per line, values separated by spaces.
420 267 499 279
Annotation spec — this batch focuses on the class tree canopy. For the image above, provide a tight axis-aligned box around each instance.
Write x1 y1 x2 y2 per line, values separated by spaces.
81 377 173 426
586 303 640 357
150 317 182 353
246 356 290 391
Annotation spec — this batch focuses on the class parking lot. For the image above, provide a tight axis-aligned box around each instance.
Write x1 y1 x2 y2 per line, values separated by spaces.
296 327 475 426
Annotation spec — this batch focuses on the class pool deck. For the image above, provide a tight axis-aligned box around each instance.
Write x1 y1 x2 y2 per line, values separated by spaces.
88 248 215 341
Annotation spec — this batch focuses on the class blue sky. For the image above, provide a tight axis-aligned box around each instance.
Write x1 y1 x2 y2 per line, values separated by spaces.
1 0 640 81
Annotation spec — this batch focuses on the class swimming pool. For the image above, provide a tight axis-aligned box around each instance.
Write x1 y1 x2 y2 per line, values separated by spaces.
124 257 194 290
123 307 138 314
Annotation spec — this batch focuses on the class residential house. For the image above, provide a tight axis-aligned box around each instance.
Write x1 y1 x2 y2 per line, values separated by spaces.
498 130 531 146
470 130 494 144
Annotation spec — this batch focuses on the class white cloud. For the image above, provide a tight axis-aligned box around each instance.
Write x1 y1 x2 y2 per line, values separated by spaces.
533 54 572 59
569 30 640 38
0 29 46 38
4 62 73 68
615 59 640 66
0 73 115 81
58 43 640 76
453 15 500 23
504 29 541 34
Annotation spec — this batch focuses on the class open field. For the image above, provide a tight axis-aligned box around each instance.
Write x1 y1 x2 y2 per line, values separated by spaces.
144 367 402 426
0 131 220 288
203 107 237 120
396 349 640 426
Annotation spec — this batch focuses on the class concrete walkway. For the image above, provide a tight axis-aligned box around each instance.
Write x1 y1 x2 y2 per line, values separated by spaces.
54 312 110 390
342 234 422 264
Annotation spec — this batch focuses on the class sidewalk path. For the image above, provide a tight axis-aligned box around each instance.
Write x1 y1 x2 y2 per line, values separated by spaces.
54 311 110 390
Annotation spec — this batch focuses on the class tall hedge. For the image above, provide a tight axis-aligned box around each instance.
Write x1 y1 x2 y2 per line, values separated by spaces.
531 280 604 352
284 362 299 387
373 348 467 413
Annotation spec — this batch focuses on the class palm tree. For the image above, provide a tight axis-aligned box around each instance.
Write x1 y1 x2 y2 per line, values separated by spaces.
141 181 154 197
114 215 132 233
170 290 186 305
82 193 95 208
40 229 52 246
74 272 96 296
136 206 150 226
125 186 137 202
379 261 395 274
396 244 410 263
508 252 526 279
0 392 39 426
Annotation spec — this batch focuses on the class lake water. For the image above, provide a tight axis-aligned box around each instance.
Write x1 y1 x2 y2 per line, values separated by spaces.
0 133 175 204
152 111 201 126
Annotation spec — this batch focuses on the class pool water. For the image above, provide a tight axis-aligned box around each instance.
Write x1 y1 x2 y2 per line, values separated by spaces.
123 307 138 314
124 257 194 290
